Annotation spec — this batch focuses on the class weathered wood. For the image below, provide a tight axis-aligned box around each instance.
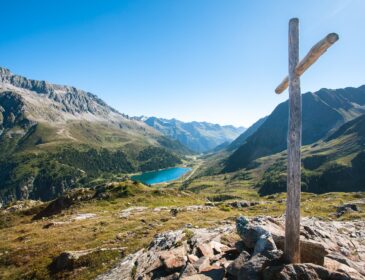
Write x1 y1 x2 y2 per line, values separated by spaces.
275 32 339 94
284 17 301 264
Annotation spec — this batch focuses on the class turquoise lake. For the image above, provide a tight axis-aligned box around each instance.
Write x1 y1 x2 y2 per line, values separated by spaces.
131 167 191 185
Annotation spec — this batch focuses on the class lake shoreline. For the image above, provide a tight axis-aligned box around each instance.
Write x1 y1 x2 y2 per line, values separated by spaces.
131 166 192 185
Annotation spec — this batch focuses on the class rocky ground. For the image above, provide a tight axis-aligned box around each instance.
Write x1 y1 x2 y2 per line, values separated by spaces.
96 216 365 280
1 186 364 280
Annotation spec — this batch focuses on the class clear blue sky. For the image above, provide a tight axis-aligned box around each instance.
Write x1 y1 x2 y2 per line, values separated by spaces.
0 0 364 127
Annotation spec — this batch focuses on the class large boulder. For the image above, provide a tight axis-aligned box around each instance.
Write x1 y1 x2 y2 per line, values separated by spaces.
274 237 328 265
227 251 251 277
237 250 283 280
236 216 277 254
263 263 331 280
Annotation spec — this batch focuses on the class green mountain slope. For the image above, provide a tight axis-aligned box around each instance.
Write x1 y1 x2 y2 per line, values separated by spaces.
257 113 365 195
227 116 268 152
0 67 188 203
224 86 365 172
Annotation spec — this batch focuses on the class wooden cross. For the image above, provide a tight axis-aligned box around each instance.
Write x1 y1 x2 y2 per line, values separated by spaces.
275 18 338 263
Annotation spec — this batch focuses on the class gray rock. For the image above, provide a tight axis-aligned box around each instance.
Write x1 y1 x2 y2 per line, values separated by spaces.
159 246 187 272
253 234 277 256
149 230 184 251
201 266 225 280
237 250 283 280
181 275 211 280
52 247 125 272
336 204 360 217
228 201 259 208
96 249 143 280
274 237 328 265
135 250 162 276
193 257 211 273
180 263 198 278
326 253 365 277
263 263 331 280
227 251 251 276
236 216 275 251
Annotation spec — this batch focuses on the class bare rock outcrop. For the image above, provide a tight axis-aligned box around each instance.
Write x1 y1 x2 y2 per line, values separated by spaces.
96 217 365 280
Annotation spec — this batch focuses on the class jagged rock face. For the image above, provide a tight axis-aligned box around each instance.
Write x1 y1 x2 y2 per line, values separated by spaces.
0 67 130 124
0 92 32 129
96 217 365 280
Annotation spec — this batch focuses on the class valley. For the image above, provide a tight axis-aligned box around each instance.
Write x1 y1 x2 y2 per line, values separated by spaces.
1 69 365 280
2 2 365 279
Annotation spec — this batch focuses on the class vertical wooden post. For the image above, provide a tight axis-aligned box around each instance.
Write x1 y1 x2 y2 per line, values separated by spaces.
285 17 301 263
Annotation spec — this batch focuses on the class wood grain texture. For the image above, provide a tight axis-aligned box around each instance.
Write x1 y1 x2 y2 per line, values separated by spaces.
285 17 301 264
275 32 339 94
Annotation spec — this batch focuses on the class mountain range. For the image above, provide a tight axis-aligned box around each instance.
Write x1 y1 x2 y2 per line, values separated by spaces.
1 66 365 202
218 85 365 194
224 86 365 172
0 67 189 202
134 116 245 153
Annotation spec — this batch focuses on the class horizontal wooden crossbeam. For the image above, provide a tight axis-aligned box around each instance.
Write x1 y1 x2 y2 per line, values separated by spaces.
275 33 339 94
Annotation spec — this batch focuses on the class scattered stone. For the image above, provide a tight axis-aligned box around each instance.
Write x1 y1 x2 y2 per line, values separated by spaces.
263 263 331 280
51 247 125 272
181 275 211 280
188 254 199 264
193 257 210 273
336 204 359 217
135 250 162 276
227 251 251 277
237 251 284 280
119 206 148 218
324 257 365 280
33 188 94 220
95 249 143 280
197 243 214 258
180 263 198 278
201 266 225 280
153 206 169 212
71 213 96 221
149 230 184 251
236 216 275 252
228 200 259 208
274 237 328 265
2 200 43 213
326 253 365 276
210 241 228 254
96 217 365 280
42 221 70 229
160 246 187 272
253 233 277 256
170 208 179 216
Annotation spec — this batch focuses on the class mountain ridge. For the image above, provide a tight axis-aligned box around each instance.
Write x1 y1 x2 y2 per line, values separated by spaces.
0 67 188 203
223 85 365 172
134 116 245 153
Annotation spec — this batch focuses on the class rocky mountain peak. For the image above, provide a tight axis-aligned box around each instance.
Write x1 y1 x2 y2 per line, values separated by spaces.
0 66 128 122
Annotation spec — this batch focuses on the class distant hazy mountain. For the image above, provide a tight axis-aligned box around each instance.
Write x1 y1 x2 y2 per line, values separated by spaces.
134 116 245 153
0 67 187 202
224 86 365 172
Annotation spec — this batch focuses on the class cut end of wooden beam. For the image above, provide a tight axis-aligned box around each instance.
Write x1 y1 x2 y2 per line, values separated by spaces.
275 31 339 95
326 33 339 44
289 18 299 24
